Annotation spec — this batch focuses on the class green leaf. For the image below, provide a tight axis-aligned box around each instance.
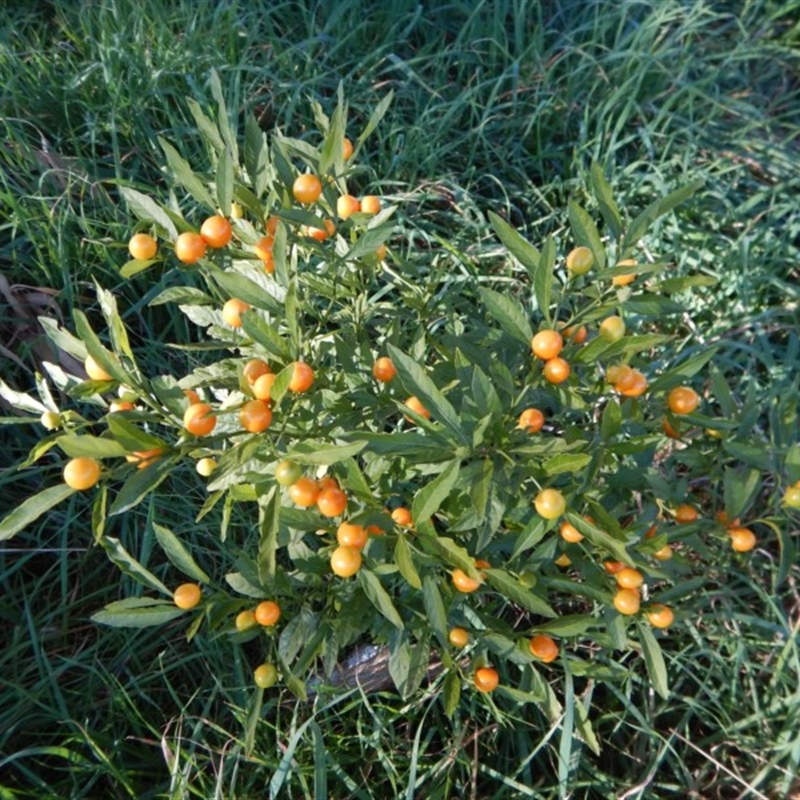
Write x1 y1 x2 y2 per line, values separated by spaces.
120 258 159 279
422 575 448 645
483 568 557 618
209 68 239 163
358 569 404 629
240 313 292 361
655 275 718 293
574 697 601 755
158 137 216 210
206 267 283 314
0 484 75 541
258 487 280 583
73 310 128 384
225 571 264 598
187 97 225 153
488 211 540 279
285 279 300 355
56 434 127 459
118 187 178 240
153 522 211 583
638 623 669 699
723 466 762 521
479 287 533 346
395 534 422 590
244 113 269 198
537 236 556 324
287 440 367 466
568 201 606 270
387 345 468 445
356 90 393 147
216 146 234 217
538 614 596 636
345 220 395 261
91 597 185 628
565 512 632 566
648 347 718 394
416 527 478 577
95 281 134 362
624 178 705 249
442 671 461 718
109 460 173 516
722 441 773 471
543 453 592 476
99 536 170 594
106 415 167 452
591 161 622 241
412 458 460 525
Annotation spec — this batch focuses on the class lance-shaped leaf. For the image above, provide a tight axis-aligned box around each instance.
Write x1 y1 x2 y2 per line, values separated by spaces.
91 597 186 628
569 200 606 270
479 287 533 346
98 536 170 594
153 522 211 583
0 484 75 541
158 137 216 210
387 345 467 446
358 569 403 629
411 458 460 525
591 161 623 241
483 568 556 618
638 622 669 699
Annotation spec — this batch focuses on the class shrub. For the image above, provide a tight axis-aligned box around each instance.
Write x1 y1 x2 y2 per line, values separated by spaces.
2 74 797 746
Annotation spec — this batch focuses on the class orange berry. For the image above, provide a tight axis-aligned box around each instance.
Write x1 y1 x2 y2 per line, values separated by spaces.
518 407 545 433
288 362 314 393
360 195 381 215
200 215 233 248
174 231 207 264
618 370 648 398
403 396 430 422
330 545 362 577
534 488 566 520
243 358 271 386
125 448 164 469
653 544 673 561
559 521 584 543
173 583 202 610
254 600 281 626
253 663 279 688
729 526 757 553
391 507 413 527
452 568 481 593
336 194 361 219
543 357 570 384
85 355 113 382
342 137 354 160
128 232 158 260
531 329 563 360
302 219 336 241
336 522 368 549
288 476 320 508
613 588 641 615
474 666 499 693
222 298 250 328
562 324 588 344
372 356 397 383
448 627 470 647
529 634 559 663
239 399 272 433
603 560 627 575
616 567 644 590
252 372 277 401
293 174 323 204
63 457 101 490
184 402 216 436
317 486 348 518
674 504 699 524
668 386 700 415
646 604 675 629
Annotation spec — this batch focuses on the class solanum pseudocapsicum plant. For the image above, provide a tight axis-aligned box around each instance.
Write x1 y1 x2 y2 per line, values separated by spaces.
2 73 798 744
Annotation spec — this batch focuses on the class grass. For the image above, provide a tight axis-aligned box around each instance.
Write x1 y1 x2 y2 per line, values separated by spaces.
1 0 799 797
